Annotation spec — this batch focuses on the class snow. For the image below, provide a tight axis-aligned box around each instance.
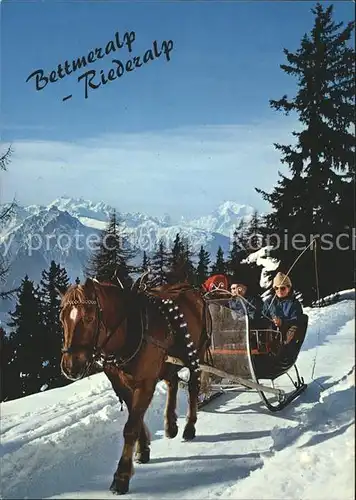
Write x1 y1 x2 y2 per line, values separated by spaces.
187 201 254 236
312 289 356 307
242 246 280 289
1 295 355 500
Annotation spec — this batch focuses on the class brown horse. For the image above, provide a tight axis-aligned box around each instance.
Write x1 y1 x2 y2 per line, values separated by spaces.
59 275 208 495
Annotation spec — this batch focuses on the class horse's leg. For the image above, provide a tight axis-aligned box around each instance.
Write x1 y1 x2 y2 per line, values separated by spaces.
105 370 152 478
134 421 151 463
164 375 179 438
110 380 156 495
110 373 151 465
182 370 200 441
105 368 133 412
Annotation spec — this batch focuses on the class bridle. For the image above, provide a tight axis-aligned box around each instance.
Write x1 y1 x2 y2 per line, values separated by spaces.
61 297 105 356
61 283 142 371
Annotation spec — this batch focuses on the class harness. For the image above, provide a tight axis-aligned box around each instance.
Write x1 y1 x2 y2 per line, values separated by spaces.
61 291 140 369
61 285 202 403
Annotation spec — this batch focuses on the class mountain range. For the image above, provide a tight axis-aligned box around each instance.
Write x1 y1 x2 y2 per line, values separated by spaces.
0 197 255 295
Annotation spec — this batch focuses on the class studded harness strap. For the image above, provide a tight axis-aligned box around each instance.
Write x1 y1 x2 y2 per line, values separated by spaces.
61 287 201 376
144 293 201 375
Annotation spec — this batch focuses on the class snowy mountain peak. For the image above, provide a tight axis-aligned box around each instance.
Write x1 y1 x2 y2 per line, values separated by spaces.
0 197 257 290
214 201 253 218
188 202 255 237
48 196 115 222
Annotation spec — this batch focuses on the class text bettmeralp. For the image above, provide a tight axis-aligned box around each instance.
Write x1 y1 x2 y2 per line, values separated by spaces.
25 30 174 100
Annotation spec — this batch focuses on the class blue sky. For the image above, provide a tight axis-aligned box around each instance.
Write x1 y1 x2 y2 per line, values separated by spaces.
1 0 354 219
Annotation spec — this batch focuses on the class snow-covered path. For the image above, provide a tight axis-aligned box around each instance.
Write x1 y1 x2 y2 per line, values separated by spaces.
1 297 355 499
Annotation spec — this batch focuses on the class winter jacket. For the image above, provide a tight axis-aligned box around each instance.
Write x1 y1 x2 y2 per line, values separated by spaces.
262 293 303 329
229 295 263 322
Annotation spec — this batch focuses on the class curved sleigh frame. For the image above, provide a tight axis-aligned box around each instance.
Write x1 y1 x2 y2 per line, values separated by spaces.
248 314 308 411
198 296 308 412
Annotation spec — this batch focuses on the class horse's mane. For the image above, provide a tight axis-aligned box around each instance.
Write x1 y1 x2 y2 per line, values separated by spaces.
61 284 87 307
94 279 120 288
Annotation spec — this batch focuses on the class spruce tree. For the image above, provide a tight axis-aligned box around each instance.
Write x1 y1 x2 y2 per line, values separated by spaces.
256 3 355 303
227 226 249 277
141 251 150 272
7 276 46 398
0 326 13 401
86 210 135 287
181 239 196 284
39 260 70 389
196 245 210 285
151 239 169 284
0 145 12 171
170 233 184 268
167 233 196 283
0 146 13 234
232 219 249 257
166 233 184 282
245 210 263 252
0 146 17 299
211 246 226 274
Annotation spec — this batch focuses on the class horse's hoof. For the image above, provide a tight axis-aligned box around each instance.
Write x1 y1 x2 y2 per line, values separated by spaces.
165 422 178 439
182 423 196 441
110 477 129 495
135 448 150 464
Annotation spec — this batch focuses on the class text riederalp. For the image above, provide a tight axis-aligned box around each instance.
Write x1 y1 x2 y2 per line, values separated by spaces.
78 39 173 99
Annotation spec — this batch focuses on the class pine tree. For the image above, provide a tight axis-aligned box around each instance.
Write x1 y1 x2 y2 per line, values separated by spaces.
211 246 226 274
167 234 196 283
256 3 355 304
0 326 14 401
6 276 46 398
166 233 184 282
141 251 150 272
196 245 210 285
150 239 169 284
245 210 263 252
233 219 249 256
227 238 240 277
181 239 196 284
227 226 249 277
86 210 135 287
0 146 17 300
0 145 12 171
170 233 184 268
39 260 70 389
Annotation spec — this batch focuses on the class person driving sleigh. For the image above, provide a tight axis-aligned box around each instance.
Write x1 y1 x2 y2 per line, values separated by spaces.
262 272 303 344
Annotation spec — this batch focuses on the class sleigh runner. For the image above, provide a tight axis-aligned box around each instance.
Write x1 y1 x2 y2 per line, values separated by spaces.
172 294 308 412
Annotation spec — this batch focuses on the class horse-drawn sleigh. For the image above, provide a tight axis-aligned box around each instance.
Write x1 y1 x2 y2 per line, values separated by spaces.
58 272 308 494
195 288 308 412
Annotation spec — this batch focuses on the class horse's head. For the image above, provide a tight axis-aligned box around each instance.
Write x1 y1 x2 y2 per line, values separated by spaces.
59 277 127 381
